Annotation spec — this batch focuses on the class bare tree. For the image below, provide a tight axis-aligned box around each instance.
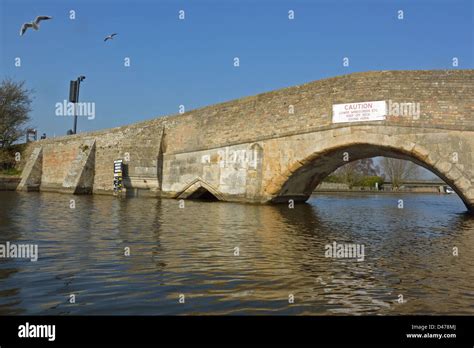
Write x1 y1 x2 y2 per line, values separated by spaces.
381 158 419 189
334 158 379 188
0 78 33 148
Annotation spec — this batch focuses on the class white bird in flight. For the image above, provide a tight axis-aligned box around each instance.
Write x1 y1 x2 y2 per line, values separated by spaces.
104 33 118 42
20 16 53 36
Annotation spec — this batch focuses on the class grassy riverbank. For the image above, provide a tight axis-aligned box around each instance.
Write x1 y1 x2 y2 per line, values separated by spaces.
0 168 21 177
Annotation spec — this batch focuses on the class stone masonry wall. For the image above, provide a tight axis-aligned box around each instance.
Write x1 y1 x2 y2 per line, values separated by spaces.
162 70 474 154
25 121 164 194
20 70 474 198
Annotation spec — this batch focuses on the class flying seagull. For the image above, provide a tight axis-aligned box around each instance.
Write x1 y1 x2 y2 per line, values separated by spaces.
104 33 118 42
20 16 52 36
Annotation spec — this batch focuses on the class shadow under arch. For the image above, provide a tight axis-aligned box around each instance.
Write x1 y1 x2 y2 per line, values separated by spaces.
175 177 224 201
270 142 472 212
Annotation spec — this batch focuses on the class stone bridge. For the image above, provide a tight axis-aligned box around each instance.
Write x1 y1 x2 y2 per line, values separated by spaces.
18 70 474 212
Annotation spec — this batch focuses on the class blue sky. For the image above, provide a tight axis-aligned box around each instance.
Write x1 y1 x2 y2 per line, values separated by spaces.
0 0 473 137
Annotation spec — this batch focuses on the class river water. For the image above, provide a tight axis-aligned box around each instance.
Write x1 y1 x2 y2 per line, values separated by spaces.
0 191 473 315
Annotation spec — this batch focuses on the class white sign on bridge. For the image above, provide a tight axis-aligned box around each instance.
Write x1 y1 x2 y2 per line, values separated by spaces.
332 100 387 123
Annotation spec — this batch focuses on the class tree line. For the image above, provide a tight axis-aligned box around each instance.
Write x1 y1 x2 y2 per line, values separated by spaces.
324 157 420 190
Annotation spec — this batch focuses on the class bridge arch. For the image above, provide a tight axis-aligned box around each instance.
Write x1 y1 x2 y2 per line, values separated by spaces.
263 127 473 212
175 177 224 201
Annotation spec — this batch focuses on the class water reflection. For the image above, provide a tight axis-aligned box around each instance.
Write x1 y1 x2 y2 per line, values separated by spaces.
0 191 473 315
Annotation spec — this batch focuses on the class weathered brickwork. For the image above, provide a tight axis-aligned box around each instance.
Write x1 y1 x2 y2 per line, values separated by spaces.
19 70 474 211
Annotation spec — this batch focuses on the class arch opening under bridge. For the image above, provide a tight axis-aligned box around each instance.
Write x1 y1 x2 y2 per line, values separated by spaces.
267 141 472 212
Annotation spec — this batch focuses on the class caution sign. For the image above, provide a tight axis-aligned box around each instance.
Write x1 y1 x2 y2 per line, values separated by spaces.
332 100 387 123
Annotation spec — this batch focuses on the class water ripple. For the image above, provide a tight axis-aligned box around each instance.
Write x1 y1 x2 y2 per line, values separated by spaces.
0 191 473 315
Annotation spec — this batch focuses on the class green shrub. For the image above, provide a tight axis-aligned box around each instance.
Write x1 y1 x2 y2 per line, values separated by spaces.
0 167 21 176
